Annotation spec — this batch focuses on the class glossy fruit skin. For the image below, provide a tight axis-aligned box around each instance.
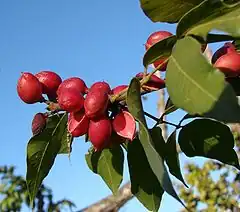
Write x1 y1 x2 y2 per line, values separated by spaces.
212 42 236 64
111 85 128 95
58 89 84 112
145 31 173 50
68 111 89 137
112 111 136 141
32 113 47 136
214 52 240 77
145 31 173 71
136 72 165 91
57 77 88 96
35 71 62 96
84 82 110 119
90 81 111 93
17 72 43 104
88 117 112 151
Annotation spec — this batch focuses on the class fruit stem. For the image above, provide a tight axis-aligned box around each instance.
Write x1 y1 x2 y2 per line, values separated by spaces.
110 58 169 104
140 58 169 87
144 110 182 129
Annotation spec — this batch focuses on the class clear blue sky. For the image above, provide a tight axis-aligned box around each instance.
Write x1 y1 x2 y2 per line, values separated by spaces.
0 1 222 212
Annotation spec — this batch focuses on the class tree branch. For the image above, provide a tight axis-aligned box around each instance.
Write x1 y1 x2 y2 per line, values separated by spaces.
78 182 133 212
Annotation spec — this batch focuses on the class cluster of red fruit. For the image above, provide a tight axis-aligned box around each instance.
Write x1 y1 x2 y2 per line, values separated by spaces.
16 31 170 151
17 71 139 151
211 42 240 77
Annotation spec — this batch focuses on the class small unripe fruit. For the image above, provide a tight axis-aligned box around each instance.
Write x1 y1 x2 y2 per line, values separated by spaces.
57 77 88 96
68 111 89 137
214 52 240 77
58 89 84 112
35 71 62 97
84 81 110 119
32 113 47 136
111 85 128 95
136 72 165 91
88 117 112 151
112 111 136 141
17 72 43 104
145 31 173 71
212 42 236 64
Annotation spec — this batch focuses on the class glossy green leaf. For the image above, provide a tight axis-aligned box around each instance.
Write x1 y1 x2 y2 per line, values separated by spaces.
166 36 240 122
164 98 179 115
140 0 203 23
126 78 186 208
143 36 177 68
26 113 68 205
177 0 240 39
150 127 187 187
85 145 124 194
179 119 240 169
128 137 164 211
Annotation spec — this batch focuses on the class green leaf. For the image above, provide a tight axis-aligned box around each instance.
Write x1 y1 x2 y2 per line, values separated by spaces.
233 39 240 50
128 137 164 212
58 126 73 155
26 113 67 205
140 0 204 23
226 77 240 96
166 36 240 122
149 127 187 187
126 78 186 208
165 131 188 187
177 0 240 39
164 98 179 115
207 33 240 44
179 119 240 169
85 145 124 194
143 36 177 68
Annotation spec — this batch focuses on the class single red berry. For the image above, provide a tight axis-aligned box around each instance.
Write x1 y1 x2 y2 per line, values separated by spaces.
57 77 88 96
32 113 47 136
90 81 111 93
111 85 128 95
214 52 240 77
145 31 173 50
68 111 89 137
145 31 173 72
17 72 43 104
35 71 62 97
212 42 236 64
88 117 112 151
84 82 110 119
58 89 84 112
112 111 136 141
